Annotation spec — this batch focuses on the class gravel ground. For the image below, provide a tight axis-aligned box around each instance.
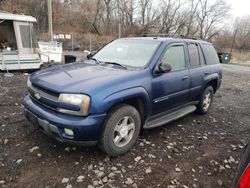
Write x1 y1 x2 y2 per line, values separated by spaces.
0 64 249 188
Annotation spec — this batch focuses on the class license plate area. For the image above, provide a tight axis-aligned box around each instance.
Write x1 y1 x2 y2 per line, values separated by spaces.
25 109 38 125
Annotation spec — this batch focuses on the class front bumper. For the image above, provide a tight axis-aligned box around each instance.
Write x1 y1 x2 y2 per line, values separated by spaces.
22 94 106 145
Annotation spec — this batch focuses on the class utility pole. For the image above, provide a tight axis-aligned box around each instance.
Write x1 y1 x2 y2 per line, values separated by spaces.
48 0 53 41
118 0 121 38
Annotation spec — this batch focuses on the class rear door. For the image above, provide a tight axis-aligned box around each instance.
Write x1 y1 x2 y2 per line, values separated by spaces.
187 43 209 101
151 43 190 115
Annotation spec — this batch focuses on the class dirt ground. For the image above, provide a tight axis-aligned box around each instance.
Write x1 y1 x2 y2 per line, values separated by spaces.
0 64 249 188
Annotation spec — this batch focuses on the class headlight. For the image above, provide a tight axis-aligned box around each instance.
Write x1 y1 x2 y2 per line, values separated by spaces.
27 77 32 88
58 94 90 116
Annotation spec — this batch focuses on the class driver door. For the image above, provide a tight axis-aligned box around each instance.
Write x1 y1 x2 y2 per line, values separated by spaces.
151 43 190 115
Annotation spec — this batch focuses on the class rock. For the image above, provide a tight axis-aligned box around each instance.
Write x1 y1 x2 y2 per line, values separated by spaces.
125 178 133 185
225 164 231 169
114 170 121 174
66 184 72 188
145 141 151 145
62 178 69 184
102 176 108 183
217 179 223 186
139 142 144 147
133 183 138 188
175 167 181 172
219 165 225 172
145 167 152 174
228 156 235 163
37 153 42 157
0 180 5 184
16 159 22 164
99 167 104 171
93 180 99 186
76 175 85 182
97 171 105 178
108 172 115 179
4 139 8 145
88 164 93 170
111 166 117 171
134 156 142 162
148 154 156 158
65 147 70 152
87 185 94 188
29 146 39 153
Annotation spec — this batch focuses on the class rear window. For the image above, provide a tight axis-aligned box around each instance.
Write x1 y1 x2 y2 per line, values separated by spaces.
201 44 220 65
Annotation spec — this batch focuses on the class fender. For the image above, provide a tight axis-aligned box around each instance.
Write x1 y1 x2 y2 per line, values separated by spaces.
101 87 151 119
203 72 220 89
204 72 219 82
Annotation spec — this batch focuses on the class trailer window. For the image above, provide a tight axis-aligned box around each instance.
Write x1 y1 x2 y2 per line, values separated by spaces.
0 20 17 51
20 25 38 48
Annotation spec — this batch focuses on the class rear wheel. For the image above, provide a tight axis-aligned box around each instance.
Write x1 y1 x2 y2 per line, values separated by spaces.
197 86 214 114
99 104 141 157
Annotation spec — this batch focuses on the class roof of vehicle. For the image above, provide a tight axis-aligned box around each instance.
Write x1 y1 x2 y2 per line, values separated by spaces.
121 36 211 45
0 11 37 22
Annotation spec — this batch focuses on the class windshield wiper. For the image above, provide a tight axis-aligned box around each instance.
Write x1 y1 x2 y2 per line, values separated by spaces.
104 62 127 69
88 57 102 64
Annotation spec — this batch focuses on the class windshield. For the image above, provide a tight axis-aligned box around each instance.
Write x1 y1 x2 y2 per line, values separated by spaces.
93 39 161 68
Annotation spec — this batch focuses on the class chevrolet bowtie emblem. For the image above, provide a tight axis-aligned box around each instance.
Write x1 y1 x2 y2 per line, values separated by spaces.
34 93 41 100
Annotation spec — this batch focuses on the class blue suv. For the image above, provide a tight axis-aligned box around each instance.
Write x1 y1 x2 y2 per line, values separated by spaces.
22 37 222 156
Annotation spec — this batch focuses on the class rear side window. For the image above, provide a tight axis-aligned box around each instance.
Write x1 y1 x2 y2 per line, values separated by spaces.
188 44 200 67
161 45 186 71
201 44 220 65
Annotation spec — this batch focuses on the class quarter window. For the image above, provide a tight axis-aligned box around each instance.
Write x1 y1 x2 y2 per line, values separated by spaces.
161 45 186 71
201 44 220 65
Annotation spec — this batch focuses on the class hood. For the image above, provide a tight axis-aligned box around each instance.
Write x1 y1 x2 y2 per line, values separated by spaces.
30 62 131 94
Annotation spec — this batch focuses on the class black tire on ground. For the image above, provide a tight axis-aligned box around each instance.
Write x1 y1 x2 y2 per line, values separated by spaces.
99 104 141 157
196 86 214 114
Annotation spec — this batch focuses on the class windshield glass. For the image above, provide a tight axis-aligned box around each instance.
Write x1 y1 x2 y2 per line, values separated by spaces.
93 39 161 68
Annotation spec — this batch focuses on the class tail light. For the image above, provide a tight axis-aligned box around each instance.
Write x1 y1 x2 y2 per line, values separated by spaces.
239 164 250 188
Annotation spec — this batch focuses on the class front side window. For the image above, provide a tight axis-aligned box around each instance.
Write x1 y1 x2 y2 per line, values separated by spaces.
93 39 161 68
161 45 186 71
188 43 200 67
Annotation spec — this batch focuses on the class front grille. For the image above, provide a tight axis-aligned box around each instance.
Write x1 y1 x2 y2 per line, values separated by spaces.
28 84 59 112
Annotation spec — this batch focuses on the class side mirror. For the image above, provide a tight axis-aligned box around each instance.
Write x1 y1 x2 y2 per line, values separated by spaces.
156 63 172 74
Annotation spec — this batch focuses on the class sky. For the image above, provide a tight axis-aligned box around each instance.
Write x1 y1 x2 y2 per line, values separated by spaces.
228 0 250 17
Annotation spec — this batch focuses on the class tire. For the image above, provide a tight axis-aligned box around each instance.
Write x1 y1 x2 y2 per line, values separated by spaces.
99 104 141 157
196 86 214 114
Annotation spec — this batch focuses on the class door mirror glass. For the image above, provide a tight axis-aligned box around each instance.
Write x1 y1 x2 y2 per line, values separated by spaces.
156 62 172 73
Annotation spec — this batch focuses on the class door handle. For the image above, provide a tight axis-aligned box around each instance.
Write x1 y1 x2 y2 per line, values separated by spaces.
182 76 188 80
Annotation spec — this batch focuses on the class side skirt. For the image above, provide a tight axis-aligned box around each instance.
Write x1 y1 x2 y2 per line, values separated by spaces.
144 103 198 129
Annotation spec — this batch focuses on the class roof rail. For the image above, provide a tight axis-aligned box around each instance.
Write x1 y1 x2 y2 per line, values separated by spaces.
140 33 200 40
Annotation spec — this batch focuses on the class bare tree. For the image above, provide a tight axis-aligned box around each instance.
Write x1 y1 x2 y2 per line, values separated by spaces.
196 0 230 39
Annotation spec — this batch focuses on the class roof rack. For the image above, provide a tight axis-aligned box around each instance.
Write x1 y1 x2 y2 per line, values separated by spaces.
140 33 200 40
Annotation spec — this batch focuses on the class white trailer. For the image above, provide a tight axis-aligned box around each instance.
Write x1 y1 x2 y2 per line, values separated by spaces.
0 11 42 71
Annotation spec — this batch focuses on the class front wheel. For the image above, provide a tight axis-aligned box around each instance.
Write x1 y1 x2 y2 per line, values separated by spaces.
196 86 214 114
99 104 141 157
